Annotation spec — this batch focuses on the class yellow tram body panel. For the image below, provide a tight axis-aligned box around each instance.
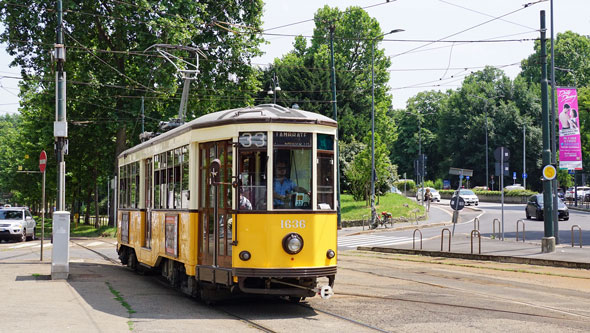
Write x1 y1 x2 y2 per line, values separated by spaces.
118 210 199 275
233 213 337 269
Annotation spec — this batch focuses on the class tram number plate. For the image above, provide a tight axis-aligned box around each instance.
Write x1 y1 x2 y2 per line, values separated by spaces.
281 219 306 229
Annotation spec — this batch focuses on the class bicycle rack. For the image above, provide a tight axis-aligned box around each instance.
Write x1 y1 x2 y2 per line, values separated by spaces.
471 230 481 254
516 219 525 242
473 217 480 231
441 228 451 252
571 225 582 248
413 229 423 250
492 218 501 239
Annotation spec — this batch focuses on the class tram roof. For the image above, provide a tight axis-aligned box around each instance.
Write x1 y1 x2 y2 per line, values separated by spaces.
120 104 337 158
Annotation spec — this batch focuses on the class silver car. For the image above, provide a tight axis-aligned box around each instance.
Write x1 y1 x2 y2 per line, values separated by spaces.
416 187 441 202
454 189 479 206
0 207 36 242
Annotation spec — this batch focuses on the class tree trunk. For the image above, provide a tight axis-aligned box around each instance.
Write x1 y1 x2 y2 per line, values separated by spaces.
94 167 99 229
110 125 126 226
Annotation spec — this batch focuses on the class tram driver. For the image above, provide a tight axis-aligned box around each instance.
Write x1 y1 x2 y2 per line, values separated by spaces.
273 160 310 209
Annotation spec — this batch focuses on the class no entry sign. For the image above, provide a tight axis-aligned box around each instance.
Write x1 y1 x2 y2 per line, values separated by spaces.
39 150 47 173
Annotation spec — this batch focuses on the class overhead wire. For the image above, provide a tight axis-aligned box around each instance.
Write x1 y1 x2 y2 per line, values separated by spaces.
391 2 543 59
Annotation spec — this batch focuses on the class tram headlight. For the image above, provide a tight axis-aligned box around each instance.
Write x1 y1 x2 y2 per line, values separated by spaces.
326 249 335 259
239 251 251 261
282 233 304 255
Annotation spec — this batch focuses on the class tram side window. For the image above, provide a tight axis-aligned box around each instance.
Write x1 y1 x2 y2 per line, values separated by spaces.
273 132 312 210
317 134 335 210
118 161 139 209
238 132 267 211
152 146 189 209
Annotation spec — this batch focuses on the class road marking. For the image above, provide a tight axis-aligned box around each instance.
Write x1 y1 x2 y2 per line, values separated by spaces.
86 241 103 247
11 242 37 249
338 235 413 248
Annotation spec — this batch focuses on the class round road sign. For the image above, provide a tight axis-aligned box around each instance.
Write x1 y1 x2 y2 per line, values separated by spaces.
39 150 47 173
542 165 557 180
450 196 465 211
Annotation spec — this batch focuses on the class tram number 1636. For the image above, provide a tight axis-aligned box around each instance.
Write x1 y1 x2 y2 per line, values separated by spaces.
281 219 306 229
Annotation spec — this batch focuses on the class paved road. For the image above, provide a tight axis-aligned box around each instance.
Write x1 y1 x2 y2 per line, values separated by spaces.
338 200 590 251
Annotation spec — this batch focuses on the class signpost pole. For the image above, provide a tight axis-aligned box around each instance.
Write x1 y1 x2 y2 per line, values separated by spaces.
41 169 45 261
39 150 47 262
501 147 505 241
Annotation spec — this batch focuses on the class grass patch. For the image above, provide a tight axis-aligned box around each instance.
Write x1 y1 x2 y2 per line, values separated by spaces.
106 281 136 331
32 273 41 277
341 193 424 221
34 217 116 238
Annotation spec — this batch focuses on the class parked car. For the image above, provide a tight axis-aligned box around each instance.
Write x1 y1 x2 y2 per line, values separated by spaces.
0 207 36 242
390 186 402 195
525 194 569 221
504 184 525 191
453 189 479 206
576 186 590 201
565 187 575 201
472 186 489 191
557 188 565 200
416 187 441 202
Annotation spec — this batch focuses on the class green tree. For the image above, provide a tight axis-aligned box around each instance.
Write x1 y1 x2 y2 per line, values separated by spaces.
344 131 396 202
0 1 265 211
258 5 395 145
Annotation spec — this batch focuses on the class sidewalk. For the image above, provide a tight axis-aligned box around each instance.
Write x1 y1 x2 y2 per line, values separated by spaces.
347 203 590 269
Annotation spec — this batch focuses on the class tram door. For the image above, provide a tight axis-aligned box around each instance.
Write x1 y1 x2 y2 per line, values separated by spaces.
199 140 233 268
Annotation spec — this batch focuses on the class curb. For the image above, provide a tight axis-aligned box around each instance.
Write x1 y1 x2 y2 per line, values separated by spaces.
344 221 455 236
356 246 590 269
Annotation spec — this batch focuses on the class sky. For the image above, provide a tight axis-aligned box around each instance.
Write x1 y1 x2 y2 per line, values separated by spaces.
1 0 589 115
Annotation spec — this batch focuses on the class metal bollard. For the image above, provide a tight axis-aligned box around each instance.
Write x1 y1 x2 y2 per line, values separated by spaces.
441 228 451 252
516 219 525 242
571 225 582 248
471 230 481 254
492 218 501 239
473 217 480 231
413 229 423 250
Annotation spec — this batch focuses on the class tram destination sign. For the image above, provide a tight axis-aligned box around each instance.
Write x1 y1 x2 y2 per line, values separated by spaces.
273 132 311 148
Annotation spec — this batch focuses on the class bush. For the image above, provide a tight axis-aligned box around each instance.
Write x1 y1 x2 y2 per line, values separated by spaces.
394 179 415 191
424 180 435 188
434 178 443 190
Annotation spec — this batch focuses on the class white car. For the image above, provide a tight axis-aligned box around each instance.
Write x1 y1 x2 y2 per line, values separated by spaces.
416 187 441 202
0 207 36 242
454 189 479 206
574 186 590 201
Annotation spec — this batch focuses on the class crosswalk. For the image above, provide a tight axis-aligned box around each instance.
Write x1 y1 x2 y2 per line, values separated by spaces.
338 234 413 249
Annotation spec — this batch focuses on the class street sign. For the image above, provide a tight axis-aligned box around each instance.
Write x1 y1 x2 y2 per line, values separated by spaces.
449 167 473 177
542 165 557 180
494 162 509 176
512 172 516 180
466 176 470 180
494 147 510 162
450 196 465 211
568 169 575 175
522 173 528 179
39 150 47 173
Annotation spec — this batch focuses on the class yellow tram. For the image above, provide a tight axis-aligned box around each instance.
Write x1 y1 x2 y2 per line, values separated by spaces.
116 104 337 301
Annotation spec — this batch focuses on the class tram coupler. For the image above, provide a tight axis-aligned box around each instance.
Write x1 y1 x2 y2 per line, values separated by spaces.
314 285 334 299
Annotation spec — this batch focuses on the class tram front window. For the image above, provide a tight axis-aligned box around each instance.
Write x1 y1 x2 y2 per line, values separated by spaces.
238 132 268 211
273 132 312 210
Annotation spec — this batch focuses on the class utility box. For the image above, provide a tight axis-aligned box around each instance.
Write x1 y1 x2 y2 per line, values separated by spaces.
52 211 70 280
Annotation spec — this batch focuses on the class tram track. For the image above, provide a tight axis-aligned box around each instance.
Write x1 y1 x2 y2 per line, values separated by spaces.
339 258 590 323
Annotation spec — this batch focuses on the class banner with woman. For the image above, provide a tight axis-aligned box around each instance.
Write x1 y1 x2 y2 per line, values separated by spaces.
557 87 583 170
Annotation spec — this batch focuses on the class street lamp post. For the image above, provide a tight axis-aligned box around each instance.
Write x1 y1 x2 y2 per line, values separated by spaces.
371 29 404 226
267 72 281 104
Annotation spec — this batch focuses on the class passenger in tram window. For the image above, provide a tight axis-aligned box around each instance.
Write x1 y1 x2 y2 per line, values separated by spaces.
273 160 309 209
239 189 252 210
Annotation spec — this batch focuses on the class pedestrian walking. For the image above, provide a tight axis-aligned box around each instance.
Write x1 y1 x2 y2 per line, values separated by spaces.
424 188 432 212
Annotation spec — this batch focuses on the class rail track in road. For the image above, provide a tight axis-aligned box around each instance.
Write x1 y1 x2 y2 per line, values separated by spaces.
338 254 590 324
71 239 385 332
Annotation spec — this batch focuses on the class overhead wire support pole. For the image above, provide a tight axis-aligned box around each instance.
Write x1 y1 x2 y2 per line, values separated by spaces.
55 0 67 211
328 23 342 229
540 10 555 253
550 0 559 244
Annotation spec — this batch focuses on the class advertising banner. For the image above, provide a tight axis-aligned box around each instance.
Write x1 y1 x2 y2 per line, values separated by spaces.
557 87 583 170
